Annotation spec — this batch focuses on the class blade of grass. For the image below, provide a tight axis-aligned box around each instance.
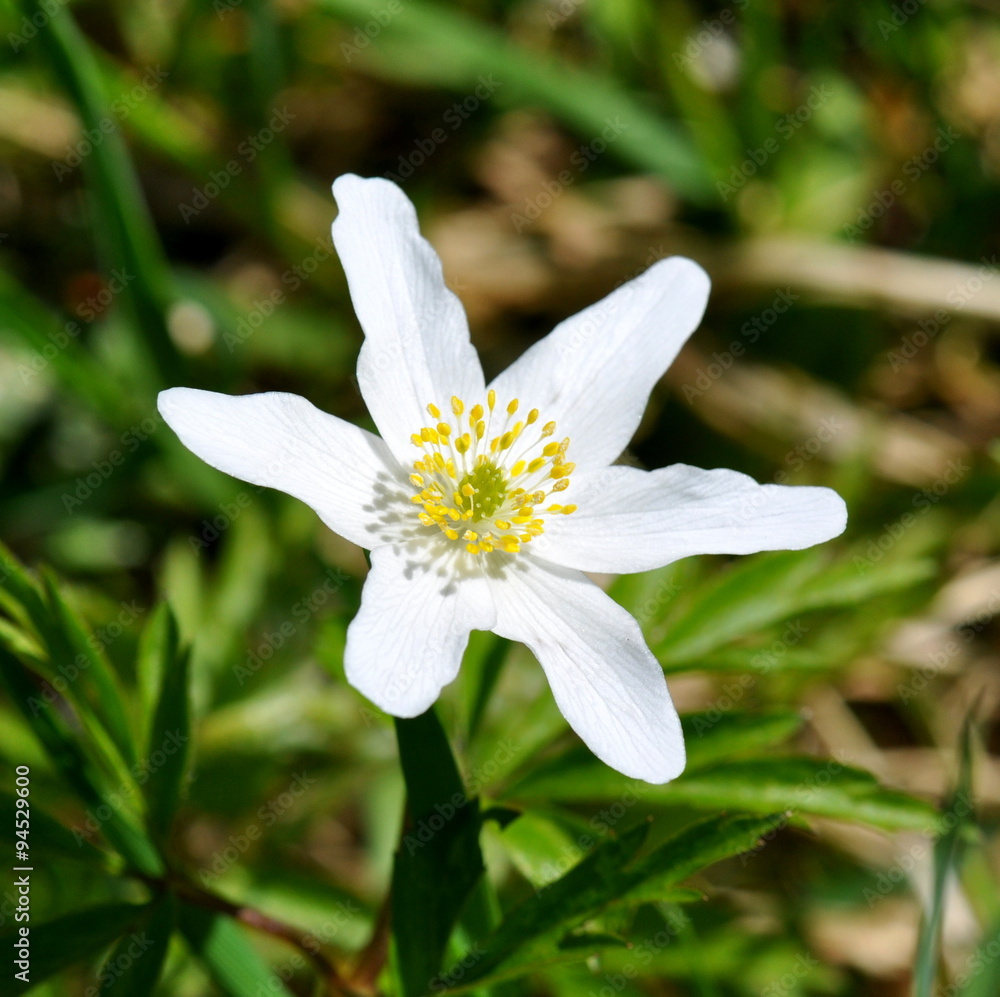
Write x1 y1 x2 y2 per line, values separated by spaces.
316 0 713 200
21 0 181 387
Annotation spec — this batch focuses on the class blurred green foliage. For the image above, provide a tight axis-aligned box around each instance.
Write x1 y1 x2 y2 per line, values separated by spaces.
0 0 998 995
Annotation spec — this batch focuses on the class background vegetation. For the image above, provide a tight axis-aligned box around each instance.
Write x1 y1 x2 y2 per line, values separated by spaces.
0 0 998 995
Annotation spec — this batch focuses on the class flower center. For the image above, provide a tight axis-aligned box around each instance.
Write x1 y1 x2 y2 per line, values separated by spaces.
408 390 576 555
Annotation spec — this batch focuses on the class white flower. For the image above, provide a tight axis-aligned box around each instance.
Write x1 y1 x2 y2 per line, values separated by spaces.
158 174 847 784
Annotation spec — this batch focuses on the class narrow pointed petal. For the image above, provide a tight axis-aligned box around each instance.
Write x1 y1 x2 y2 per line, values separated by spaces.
487 257 710 472
345 543 497 717
486 557 684 783
537 464 848 573
332 175 485 463
158 387 406 550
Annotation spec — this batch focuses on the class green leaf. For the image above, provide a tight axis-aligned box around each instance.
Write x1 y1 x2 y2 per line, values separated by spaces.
392 709 485 996
142 607 192 840
683 710 805 769
178 902 296 997
0 902 148 995
915 712 976 997
40 569 137 767
316 0 711 200
94 894 176 997
444 814 776 991
0 645 164 876
654 548 932 666
136 604 178 747
503 756 938 832
20 0 181 386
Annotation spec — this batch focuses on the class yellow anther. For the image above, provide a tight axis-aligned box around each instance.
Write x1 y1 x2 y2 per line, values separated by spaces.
461 483 476 497
517 506 534 517
479 541 494 553
433 453 446 469
409 474 424 486
445 528 459 540
495 520 511 530
507 398 519 415
526 408 539 425
466 543 480 555
437 422 451 437
510 460 525 477
427 403 441 419
498 431 514 450
418 513 434 526
455 434 471 454
559 438 570 455
451 396 464 416
520 533 533 543
463 530 478 541
548 504 563 513
552 479 570 492
448 509 461 520
561 504 577 514
551 462 574 478
475 420 486 440
542 421 556 436
488 389 496 410
411 433 423 447
470 404 484 422
527 457 546 473
542 442 560 456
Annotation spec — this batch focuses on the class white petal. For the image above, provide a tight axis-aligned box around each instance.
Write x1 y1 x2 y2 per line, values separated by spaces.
158 387 407 550
485 556 684 783
537 464 848 573
487 257 710 472
332 175 485 464
345 542 497 717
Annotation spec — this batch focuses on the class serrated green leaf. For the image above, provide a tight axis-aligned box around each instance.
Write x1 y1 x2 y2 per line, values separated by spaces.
0 902 148 996
143 609 192 840
443 814 776 992
40 569 137 768
683 710 805 768
94 895 175 997
178 903 296 997
0 646 163 876
655 547 932 665
503 756 937 832
392 709 485 996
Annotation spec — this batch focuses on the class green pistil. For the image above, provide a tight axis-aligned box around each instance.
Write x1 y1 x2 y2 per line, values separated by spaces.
460 461 507 519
